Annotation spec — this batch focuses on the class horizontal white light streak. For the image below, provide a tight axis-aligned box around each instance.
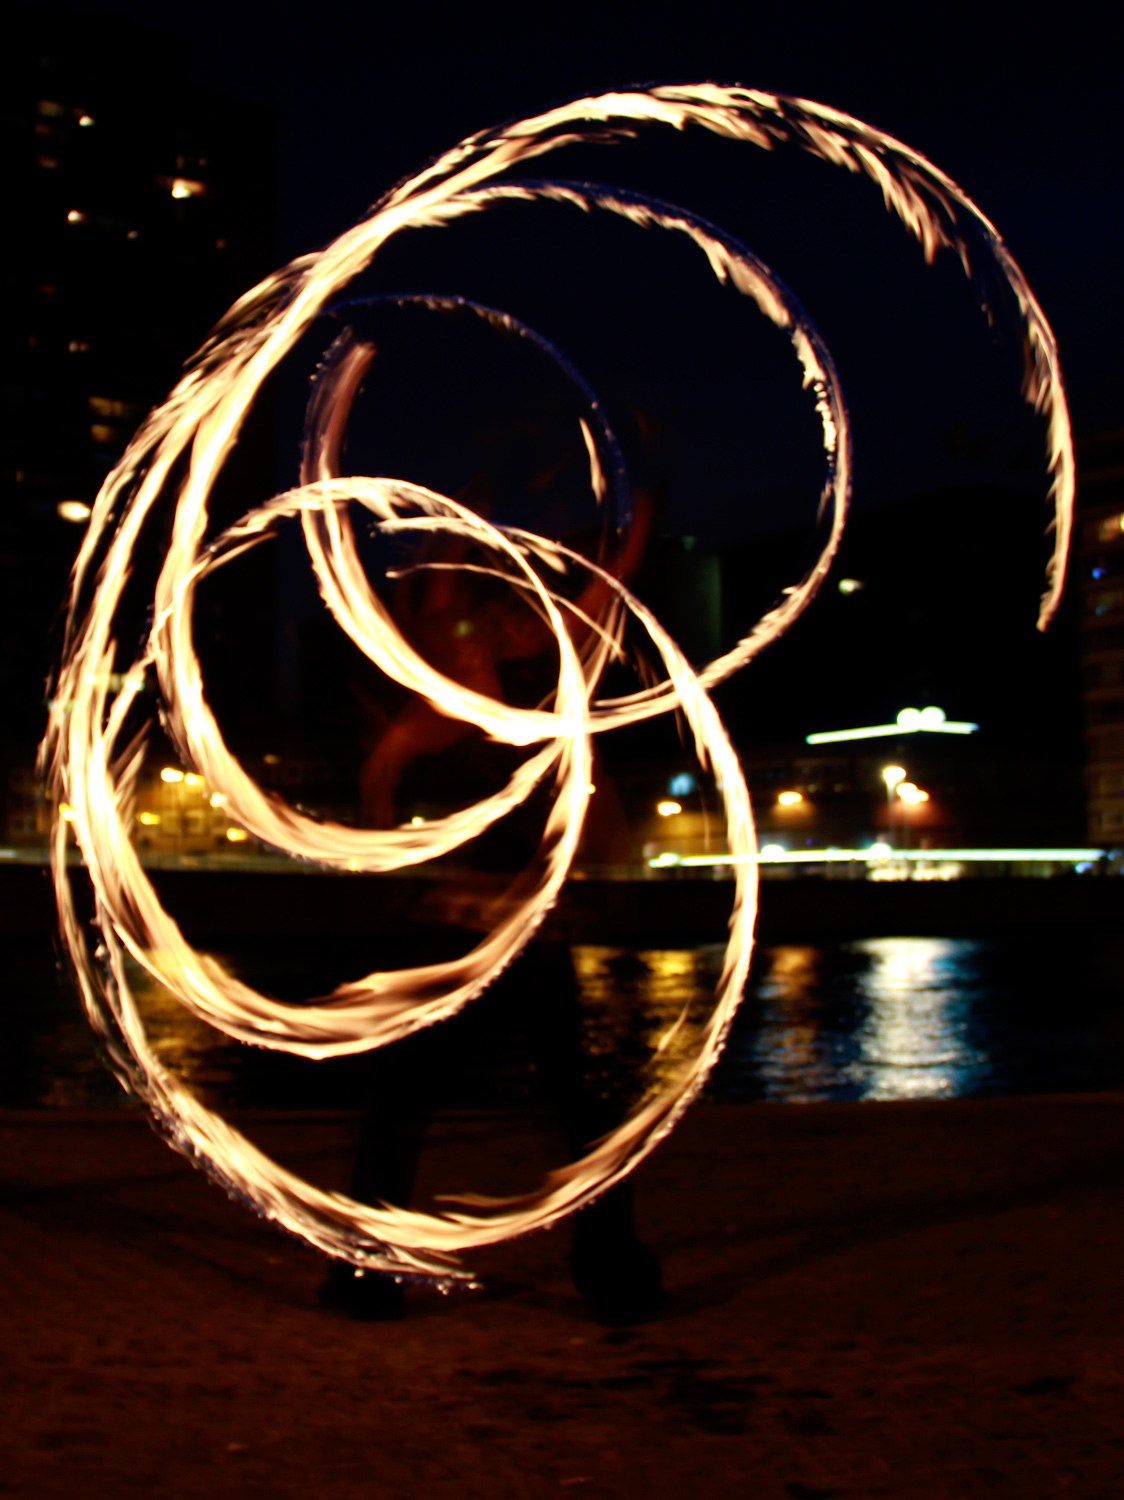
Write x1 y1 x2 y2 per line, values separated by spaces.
806 721 978 744
652 848 1103 868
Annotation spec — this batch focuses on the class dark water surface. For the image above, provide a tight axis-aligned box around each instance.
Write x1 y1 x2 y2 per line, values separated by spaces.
5 934 1123 1111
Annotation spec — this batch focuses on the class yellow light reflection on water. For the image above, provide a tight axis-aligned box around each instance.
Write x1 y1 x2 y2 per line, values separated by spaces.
752 945 841 1103
572 946 716 1104
852 937 985 1100
126 956 236 1107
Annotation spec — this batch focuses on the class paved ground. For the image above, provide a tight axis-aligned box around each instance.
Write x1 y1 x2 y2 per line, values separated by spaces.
3 1096 1123 1498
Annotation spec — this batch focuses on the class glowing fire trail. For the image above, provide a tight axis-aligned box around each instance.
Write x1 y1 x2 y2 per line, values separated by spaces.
42 85 1072 1284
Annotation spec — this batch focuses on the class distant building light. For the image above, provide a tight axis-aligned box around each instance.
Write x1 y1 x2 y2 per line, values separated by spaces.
881 765 907 789
837 578 863 594
759 844 787 859
127 230 140 241
68 340 90 353
1096 512 1124 542
897 782 930 805
57 501 91 523
137 812 161 826
59 803 75 822
37 100 66 118
410 815 426 826
669 772 698 797
649 851 680 867
89 396 133 418
263 754 281 765
66 210 87 224
657 800 682 817
184 773 203 787
160 768 184 783
866 842 893 857
807 706 977 744
78 114 95 127
37 154 60 170
777 790 803 806
226 828 249 843
170 177 206 199
209 793 228 808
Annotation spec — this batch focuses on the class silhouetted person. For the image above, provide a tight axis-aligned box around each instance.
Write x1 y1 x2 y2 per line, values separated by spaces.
320 453 661 1323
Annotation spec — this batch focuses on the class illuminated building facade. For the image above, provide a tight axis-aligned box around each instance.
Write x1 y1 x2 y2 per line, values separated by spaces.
4 6 275 830
1075 430 1124 851
612 483 1088 869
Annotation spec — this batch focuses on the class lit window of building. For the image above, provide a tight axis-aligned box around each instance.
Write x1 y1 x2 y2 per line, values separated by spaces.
88 396 134 419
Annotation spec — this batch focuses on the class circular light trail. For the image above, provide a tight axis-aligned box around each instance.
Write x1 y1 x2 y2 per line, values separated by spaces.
42 85 1072 1285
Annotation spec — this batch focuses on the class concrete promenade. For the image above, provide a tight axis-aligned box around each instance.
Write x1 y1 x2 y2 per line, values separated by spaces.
3 1096 1123 1498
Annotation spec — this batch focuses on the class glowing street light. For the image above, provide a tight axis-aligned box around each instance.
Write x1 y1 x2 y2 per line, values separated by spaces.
882 765 906 848
657 800 682 817
777 790 803 806
897 782 929 805
57 501 92 523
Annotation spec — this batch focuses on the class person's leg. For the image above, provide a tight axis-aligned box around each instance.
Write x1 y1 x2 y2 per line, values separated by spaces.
522 941 663 1324
319 1025 445 1320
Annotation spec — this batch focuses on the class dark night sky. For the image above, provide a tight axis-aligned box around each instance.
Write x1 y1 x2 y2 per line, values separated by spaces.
56 0 1124 542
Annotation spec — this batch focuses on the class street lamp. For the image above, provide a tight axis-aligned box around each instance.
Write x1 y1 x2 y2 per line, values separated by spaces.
882 765 906 848
895 781 929 856
897 782 929 806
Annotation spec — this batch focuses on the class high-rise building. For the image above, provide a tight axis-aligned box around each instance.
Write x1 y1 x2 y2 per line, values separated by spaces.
1075 429 1124 852
5 4 276 830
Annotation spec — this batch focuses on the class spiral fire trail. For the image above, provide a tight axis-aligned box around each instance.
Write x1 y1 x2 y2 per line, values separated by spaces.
42 85 1072 1284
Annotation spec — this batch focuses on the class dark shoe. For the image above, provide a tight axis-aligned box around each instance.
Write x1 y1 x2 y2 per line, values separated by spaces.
571 1231 663 1326
318 1262 406 1321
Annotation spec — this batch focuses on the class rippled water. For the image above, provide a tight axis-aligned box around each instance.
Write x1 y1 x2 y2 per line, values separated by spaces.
710 936 1124 1102
4 934 1123 1110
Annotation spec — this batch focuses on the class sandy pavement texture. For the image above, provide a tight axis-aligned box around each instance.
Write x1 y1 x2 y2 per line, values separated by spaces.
2 1096 1123 1499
